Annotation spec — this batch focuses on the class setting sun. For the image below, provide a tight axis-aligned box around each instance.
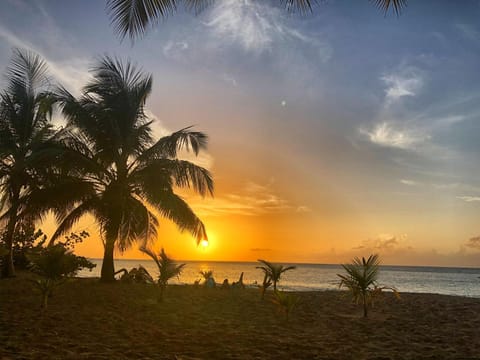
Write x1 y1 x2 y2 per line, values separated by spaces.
200 239 209 248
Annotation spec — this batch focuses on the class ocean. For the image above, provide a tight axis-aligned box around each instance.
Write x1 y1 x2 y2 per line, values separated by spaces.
78 259 480 298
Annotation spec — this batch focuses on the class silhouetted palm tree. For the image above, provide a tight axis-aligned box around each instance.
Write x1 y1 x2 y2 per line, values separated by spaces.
107 0 407 41
337 254 397 317
0 49 64 277
34 57 213 282
256 259 296 291
140 246 185 300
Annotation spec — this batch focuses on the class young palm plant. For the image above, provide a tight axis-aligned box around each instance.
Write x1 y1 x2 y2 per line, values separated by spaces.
256 259 296 292
338 254 398 317
0 49 66 277
272 290 299 321
140 246 185 301
27 57 213 282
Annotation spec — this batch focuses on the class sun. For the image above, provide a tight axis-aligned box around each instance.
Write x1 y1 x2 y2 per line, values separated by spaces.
200 239 209 248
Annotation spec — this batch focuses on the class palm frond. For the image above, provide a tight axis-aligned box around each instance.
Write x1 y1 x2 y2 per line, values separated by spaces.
371 0 407 15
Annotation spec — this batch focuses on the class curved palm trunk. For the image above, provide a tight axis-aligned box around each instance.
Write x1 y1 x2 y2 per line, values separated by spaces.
1 195 19 278
100 238 116 282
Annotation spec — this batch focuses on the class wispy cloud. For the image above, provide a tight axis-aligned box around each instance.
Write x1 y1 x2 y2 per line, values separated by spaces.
400 179 418 186
360 121 429 150
381 66 423 103
457 196 480 202
204 0 331 59
455 23 480 42
466 236 480 250
187 180 309 217
353 233 409 253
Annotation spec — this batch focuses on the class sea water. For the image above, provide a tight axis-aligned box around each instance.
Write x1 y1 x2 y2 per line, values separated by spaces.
78 259 480 298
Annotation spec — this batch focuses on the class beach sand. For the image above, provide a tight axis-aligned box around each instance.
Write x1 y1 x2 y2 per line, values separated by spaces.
1 276 480 359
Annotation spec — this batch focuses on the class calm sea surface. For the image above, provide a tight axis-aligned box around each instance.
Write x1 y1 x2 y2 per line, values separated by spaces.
78 259 480 298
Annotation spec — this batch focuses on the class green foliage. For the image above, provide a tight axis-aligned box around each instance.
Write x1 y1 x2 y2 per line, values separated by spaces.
272 290 299 321
338 254 398 317
0 222 47 270
28 243 95 309
141 246 185 301
256 259 296 293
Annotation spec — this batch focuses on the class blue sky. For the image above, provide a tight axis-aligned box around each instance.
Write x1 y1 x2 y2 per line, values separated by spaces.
1 0 480 265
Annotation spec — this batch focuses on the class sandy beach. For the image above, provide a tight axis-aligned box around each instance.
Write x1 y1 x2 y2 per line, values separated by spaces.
1 276 480 359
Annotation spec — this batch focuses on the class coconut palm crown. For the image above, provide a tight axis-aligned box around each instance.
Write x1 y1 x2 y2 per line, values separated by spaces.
0 49 65 277
32 57 213 282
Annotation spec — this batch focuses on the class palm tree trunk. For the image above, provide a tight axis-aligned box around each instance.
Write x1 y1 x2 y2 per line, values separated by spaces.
1 196 19 278
100 238 116 282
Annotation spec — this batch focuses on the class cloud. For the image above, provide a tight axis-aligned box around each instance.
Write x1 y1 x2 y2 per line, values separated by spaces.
162 40 189 60
186 180 307 217
296 206 311 213
457 196 480 202
221 73 238 87
466 236 480 250
400 179 418 186
455 23 480 42
360 121 430 150
381 67 423 103
204 0 331 59
353 233 409 253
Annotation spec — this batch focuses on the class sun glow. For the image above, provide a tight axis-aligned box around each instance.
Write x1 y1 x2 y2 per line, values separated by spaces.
200 239 209 248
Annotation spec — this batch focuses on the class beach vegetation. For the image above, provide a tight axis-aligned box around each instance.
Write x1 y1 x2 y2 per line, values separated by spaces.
199 269 216 287
338 254 398 317
256 259 296 292
33 57 213 282
272 290 299 321
115 265 155 283
140 246 185 301
28 243 95 309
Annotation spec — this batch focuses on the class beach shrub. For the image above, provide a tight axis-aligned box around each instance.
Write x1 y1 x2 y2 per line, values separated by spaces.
2 222 47 271
338 254 398 317
199 270 216 288
28 244 95 309
256 259 296 293
140 246 185 301
115 265 155 284
272 290 299 321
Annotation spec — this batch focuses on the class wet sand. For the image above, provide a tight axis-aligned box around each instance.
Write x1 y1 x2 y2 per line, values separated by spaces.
1 276 480 359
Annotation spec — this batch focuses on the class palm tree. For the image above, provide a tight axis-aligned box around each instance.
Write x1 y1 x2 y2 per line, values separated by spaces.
337 254 397 317
30 56 213 282
106 0 407 41
0 49 64 277
140 246 185 300
256 259 296 292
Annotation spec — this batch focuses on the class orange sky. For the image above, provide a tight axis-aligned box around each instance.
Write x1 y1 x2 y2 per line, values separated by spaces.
4 1 480 267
